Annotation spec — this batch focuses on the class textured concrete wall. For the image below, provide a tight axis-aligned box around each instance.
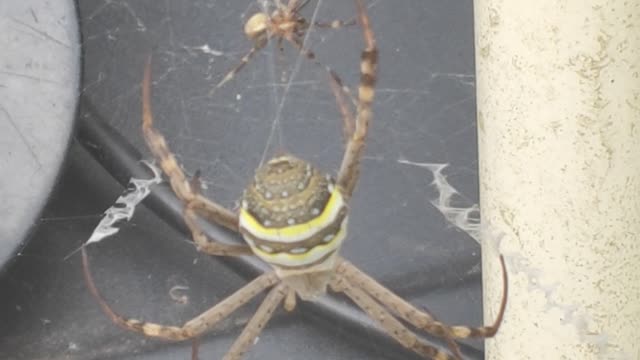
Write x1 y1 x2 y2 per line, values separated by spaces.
475 1 640 359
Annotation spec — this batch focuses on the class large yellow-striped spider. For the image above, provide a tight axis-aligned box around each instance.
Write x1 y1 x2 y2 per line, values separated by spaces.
82 1 507 359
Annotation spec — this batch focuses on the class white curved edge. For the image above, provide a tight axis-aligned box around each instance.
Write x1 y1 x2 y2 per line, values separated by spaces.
0 0 81 264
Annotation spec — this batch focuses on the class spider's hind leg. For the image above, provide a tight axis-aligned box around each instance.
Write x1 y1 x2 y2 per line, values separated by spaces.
336 256 508 356
223 283 288 360
330 271 459 359
82 247 279 343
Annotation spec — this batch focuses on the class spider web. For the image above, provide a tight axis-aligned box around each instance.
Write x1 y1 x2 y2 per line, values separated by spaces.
79 1 485 355
0 1 586 360
7 1 487 359
1 0 630 359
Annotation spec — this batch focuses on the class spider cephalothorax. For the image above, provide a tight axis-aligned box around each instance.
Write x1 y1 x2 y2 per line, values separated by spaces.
239 155 348 280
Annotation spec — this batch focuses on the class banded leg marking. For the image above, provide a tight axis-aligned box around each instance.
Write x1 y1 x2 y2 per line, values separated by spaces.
337 0 378 198
82 247 279 341
338 256 508 339
223 283 288 360
142 59 251 256
331 274 455 360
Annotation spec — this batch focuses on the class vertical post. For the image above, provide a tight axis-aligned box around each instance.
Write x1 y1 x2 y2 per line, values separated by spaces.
474 1 640 359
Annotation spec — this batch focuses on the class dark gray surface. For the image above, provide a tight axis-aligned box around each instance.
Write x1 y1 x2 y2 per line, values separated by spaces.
0 0 483 359
0 0 80 269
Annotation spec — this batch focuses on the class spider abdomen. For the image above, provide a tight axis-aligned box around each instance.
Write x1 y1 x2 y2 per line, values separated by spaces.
239 155 348 272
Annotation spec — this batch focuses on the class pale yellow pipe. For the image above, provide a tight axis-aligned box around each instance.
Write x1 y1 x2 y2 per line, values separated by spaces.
474 1 640 359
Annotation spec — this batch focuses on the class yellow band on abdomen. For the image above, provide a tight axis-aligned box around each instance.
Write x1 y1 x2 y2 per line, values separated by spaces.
239 188 345 243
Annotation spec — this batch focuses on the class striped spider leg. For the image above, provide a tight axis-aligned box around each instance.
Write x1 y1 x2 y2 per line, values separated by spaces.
213 0 356 91
82 1 508 359
331 256 508 360
321 8 508 359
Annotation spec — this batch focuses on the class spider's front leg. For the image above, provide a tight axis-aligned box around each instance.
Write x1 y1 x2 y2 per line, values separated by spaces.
141 59 251 256
336 0 378 198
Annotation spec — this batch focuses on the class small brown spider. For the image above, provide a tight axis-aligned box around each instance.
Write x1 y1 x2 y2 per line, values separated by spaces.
82 1 508 359
214 0 355 90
